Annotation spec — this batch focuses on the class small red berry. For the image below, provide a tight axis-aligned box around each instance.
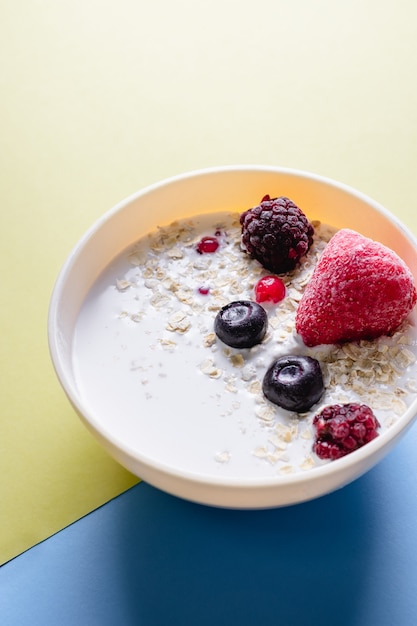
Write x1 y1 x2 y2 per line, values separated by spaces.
198 286 210 295
254 275 286 304
196 236 219 254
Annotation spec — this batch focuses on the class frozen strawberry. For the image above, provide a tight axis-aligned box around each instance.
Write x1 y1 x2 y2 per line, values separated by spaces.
295 229 417 346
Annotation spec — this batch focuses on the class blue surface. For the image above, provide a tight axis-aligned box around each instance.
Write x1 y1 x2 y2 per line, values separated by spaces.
2 424 417 626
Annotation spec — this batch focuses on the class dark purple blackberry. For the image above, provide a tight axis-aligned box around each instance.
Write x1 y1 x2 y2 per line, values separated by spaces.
240 195 314 274
262 355 324 413
214 300 268 349
313 403 380 460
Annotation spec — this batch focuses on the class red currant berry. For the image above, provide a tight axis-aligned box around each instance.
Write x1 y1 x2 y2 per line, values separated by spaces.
196 236 219 254
198 286 210 295
254 275 286 304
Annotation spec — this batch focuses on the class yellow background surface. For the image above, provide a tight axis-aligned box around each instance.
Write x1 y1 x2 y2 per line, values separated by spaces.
2 0 417 564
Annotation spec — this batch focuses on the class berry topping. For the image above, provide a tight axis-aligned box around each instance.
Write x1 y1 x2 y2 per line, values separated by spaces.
254 275 286 304
198 286 210 295
262 355 324 413
295 229 417 346
313 403 380 460
240 196 314 273
196 236 219 254
214 300 268 349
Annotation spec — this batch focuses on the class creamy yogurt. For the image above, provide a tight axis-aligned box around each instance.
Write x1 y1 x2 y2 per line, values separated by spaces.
73 212 417 478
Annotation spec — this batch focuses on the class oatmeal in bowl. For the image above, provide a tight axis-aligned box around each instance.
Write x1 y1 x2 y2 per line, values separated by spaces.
48 166 417 508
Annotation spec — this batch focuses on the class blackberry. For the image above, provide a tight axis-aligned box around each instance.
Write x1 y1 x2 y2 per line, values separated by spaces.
312 403 380 460
240 195 314 274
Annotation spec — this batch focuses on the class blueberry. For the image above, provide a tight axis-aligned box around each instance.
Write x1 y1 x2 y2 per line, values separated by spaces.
214 300 268 349
262 355 324 412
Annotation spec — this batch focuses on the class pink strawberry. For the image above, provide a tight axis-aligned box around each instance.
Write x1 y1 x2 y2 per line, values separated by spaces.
295 229 417 347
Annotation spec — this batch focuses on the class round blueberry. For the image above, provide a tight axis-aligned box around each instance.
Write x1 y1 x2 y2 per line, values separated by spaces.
262 355 324 412
214 300 268 349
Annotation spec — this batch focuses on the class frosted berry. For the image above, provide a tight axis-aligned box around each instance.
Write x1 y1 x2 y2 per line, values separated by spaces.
240 195 314 273
196 236 219 254
296 228 417 346
254 275 286 304
313 403 380 460
214 300 268 349
262 355 324 412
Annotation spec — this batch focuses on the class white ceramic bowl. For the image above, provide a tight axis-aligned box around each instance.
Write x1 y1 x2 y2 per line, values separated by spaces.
48 165 417 508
